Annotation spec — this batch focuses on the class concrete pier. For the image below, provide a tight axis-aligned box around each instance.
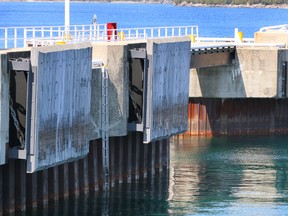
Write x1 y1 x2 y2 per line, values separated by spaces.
0 37 187 214
187 39 288 136
0 25 288 213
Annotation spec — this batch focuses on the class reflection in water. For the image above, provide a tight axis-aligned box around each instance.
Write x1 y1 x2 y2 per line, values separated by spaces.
17 136 288 215
169 136 288 215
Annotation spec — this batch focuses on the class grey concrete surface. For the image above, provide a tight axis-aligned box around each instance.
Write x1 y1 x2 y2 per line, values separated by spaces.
92 44 129 138
190 47 288 98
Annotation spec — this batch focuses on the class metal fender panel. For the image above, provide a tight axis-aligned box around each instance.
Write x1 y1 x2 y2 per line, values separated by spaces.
27 43 92 173
144 38 191 143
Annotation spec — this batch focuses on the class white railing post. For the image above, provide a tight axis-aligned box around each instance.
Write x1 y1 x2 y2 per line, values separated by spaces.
14 28 17 48
41 27 44 38
4 28 8 49
24 28 27 47
82 26 85 40
89 25 92 40
32 27 35 40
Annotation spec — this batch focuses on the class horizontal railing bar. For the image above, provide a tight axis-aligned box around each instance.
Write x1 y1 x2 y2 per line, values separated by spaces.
0 24 199 49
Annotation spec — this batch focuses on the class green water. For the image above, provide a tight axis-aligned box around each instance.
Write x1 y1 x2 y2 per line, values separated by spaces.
24 136 288 215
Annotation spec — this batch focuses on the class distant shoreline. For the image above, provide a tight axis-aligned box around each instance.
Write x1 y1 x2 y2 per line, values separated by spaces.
0 0 287 9
175 2 288 9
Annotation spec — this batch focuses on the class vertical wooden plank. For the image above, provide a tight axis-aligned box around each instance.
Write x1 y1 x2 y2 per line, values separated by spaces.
118 137 124 184
140 141 148 178
155 140 160 171
37 169 48 207
15 160 26 212
246 99 252 134
79 156 89 193
59 163 69 198
161 139 168 170
158 140 163 173
261 99 269 135
226 99 234 136
284 99 288 134
254 99 260 135
213 99 222 136
275 99 281 134
69 160 79 196
26 172 37 208
0 166 2 215
3 161 15 214
135 133 140 179
220 99 228 135
205 98 212 136
233 99 241 135
88 140 99 191
125 134 132 182
48 166 59 202
269 99 276 134
240 98 247 135
149 142 156 175
184 99 192 136
97 139 103 189
279 98 285 134
198 99 206 136
110 138 116 187
191 98 199 136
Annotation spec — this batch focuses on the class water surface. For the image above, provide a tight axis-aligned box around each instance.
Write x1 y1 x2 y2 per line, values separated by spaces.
18 136 288 215
0 2 287 37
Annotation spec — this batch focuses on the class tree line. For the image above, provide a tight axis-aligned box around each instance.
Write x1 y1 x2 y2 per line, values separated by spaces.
173 0 287 5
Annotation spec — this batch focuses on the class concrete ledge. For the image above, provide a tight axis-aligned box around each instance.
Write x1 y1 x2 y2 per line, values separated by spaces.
255 32 288 46
190 47 288 98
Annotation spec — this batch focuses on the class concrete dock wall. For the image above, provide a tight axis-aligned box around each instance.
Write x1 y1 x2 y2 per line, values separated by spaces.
0 52 8 165
145 37 191 143
189 47 288 98
28 43 93 172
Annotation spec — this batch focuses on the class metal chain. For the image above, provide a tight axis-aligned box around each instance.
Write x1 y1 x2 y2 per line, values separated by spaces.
129 82 142 122
9 98 25 149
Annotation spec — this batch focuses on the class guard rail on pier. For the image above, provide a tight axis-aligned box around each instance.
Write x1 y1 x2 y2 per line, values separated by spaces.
0 24 198 49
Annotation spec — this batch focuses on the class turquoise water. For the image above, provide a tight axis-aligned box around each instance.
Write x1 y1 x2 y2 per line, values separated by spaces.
19 136 288 215
169 136 288 215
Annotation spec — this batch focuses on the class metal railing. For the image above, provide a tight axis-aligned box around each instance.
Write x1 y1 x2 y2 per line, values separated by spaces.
196 37 254 43
0 24 198 49
259 24 288 32
0 24 107 49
